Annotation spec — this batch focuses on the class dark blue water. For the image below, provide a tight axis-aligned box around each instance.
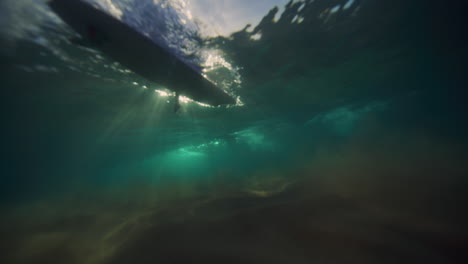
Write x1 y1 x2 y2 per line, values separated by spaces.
1 0 467 263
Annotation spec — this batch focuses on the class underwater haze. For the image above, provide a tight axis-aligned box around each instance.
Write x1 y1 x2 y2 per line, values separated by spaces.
1 0 467 263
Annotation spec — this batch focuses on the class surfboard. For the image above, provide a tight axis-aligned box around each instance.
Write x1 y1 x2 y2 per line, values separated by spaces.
48 0 236 106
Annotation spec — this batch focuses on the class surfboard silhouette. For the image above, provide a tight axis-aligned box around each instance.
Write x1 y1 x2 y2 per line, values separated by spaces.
48 0 236 106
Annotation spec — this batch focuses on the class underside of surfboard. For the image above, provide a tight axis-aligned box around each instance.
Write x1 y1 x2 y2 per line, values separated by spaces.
48 0 236 106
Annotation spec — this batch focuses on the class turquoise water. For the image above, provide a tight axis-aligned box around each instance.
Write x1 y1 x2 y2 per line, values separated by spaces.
1 0 467 263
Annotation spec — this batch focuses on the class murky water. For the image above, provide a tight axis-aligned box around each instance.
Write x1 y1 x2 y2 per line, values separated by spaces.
1 0 467 263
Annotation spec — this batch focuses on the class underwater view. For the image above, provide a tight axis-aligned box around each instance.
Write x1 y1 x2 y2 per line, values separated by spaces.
1 0 467 263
